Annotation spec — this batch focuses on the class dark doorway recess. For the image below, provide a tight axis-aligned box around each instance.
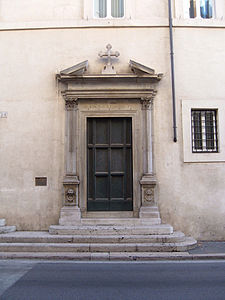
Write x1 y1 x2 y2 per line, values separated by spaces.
87 117 133 211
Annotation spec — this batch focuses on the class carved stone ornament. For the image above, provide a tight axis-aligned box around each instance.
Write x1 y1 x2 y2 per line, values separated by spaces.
65 99 78 111
144 188 154 203
140 95 155 110
63 175 79 206
65 188 76 204
62 93 78 111
98 44 120 74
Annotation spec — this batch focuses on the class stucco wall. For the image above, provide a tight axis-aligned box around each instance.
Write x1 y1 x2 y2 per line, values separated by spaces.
0 0 83 22
155 27 225 240
0 26 168 230
0 0 225 239
0 0 168 22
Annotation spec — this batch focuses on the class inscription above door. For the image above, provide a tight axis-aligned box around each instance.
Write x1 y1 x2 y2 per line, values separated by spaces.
87 117 133 211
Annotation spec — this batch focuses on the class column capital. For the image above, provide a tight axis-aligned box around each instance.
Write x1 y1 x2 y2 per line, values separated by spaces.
62 92 78 111
140 92 157 110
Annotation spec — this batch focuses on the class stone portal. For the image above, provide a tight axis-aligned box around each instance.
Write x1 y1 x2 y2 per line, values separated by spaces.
56 49 163 223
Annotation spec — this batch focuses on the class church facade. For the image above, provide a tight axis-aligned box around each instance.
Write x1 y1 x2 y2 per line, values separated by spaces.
0 0 225 240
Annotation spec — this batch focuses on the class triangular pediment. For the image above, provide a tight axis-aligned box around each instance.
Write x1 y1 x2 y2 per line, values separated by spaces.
60 60 88 76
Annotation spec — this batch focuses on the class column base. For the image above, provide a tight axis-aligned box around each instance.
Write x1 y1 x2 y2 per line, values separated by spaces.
140 174 157 207
59 206 81 226
63 175 79 206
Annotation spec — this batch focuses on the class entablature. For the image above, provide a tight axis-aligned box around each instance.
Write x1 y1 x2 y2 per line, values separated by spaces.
59 74 161 100
57 60 162 103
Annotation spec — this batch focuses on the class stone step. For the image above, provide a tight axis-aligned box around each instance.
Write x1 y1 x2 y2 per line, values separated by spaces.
0 226 16 234
49 224 174 235
0 231 186 244
0 219 6 227
59 218 162 226
0 238 197 252
80 218 161 226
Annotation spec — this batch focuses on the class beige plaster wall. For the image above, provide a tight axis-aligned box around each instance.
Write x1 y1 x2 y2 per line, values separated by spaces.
0 0 225 28
0 1 225 238
0 29 66 229
154 28 225 240
0 0 168 22
0 27 169 230
0 0 83 22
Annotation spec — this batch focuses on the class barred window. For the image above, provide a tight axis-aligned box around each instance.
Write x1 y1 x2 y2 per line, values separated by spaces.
94 0 124 18
191 109 218 153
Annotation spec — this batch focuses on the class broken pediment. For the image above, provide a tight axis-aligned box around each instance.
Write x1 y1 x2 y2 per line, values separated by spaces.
58 60 162 80
58 43 162 79
57 54 163 87
60 60 88 76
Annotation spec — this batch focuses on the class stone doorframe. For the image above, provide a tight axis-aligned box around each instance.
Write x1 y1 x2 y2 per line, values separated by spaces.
57 70 162 222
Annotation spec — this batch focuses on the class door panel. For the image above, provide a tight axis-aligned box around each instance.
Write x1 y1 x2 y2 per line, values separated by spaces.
87 118 133 211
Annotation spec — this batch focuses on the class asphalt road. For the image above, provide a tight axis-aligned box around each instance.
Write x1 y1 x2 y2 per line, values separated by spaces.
0 261 225 300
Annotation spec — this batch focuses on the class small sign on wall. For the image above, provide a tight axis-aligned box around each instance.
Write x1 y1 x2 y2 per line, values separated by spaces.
35 177 47 186
0 112 8 118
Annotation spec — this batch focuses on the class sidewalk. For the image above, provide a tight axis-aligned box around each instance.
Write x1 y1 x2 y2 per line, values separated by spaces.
186 241 225 260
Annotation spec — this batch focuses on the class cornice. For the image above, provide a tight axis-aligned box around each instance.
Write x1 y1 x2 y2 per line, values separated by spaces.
61 89 158 101
57 73 162 83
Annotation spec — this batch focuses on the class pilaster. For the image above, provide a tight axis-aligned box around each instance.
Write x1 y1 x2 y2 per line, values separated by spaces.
140 94 155 175
140 94 158 218
60 93 81 224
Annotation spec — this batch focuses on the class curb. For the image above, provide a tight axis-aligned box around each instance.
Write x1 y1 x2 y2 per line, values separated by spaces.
190 254 225 260
0 252 224 261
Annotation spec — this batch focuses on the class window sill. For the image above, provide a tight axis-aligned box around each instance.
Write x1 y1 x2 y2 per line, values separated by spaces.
1 18 225 31
174 18 225 28
0 18 169 30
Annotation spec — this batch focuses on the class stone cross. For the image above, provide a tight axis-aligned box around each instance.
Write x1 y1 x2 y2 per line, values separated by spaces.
98 44 120 74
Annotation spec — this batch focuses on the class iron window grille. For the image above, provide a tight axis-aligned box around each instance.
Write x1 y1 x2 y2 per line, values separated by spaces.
191 109 218 153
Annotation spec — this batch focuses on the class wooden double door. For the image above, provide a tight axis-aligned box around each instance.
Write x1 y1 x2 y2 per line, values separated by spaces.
87 117 133 211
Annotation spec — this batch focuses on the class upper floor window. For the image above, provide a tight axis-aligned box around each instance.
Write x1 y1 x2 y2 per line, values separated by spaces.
185 0 214 19
94 0 124 18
